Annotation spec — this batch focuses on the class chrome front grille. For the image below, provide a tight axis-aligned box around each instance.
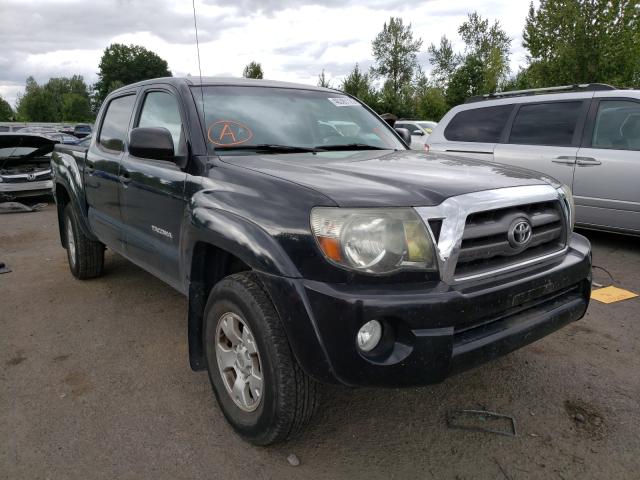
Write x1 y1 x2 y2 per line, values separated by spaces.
454 201 566 277
415 185 571 284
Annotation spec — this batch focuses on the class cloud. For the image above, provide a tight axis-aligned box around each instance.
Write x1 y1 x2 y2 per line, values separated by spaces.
0 0 535 108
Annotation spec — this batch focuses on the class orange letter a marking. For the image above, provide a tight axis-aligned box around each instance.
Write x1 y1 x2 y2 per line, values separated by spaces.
219 123 237 143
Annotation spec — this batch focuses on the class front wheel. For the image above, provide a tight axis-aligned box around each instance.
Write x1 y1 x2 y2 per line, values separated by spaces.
64 204 105 279
204 272 319 445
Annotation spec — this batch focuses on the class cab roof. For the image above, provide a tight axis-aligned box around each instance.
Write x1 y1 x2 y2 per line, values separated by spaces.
111 76 339 95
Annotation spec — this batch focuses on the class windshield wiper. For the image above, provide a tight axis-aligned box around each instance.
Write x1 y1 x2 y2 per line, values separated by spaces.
314 143 389 151
215 144 324 154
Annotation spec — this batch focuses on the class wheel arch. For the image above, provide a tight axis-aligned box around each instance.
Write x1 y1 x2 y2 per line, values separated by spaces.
183 206 301 371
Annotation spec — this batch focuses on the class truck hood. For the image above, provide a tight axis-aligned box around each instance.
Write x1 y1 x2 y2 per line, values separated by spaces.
219 149 556 207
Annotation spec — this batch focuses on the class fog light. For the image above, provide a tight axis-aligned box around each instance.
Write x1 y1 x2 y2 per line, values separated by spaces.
357 320 382 352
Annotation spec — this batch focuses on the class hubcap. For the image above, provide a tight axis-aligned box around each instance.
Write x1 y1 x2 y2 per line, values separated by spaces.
215 312 263 412
66 218 76 266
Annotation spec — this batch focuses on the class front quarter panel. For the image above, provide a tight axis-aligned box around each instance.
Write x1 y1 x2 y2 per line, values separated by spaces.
180 160 348 284
51 146 96 242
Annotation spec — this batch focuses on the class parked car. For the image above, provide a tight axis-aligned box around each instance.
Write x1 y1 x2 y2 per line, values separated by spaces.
73 124 92 138
16 126 78 145
51 77 591 445
0 132 58 198
427 84 640 235
395 120 437 150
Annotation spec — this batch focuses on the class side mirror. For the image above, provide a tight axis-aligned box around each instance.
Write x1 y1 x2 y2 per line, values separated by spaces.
394 127 412 145
129 127 175 162
413 130 425 136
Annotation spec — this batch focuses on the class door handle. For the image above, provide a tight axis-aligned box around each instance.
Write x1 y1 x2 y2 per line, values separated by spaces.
576 157 602 166
85 160 95 172
552 156 576 165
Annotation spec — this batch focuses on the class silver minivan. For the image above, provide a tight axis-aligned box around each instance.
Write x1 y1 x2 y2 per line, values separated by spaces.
428 84 640 235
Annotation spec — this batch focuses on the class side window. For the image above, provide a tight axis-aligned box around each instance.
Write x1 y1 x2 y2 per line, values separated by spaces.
509 101 583 147
137 91 185 155
444 105 513 143
592 100 640 151
98 95 136 152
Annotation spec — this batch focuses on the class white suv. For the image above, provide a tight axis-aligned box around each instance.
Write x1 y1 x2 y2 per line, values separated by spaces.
427 84 640 235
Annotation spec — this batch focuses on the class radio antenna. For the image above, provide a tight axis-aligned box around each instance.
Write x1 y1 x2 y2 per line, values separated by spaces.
192 0 206 129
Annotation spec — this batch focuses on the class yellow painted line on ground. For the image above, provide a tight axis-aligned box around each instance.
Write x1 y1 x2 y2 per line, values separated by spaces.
591 286 638 304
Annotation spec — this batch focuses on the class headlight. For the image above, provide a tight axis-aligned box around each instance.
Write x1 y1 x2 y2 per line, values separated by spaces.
310 207 437 274
558 184 575 230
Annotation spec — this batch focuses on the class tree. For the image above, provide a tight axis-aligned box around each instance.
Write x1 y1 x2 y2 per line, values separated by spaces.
428 12 511 107
61 93 92 122
445 55 486 106
371 17 423 100
523 0 640 88
428 36 459 88
459 12 511 93
16 77 56 122
243 61 264 79
15 75 94 122
340 64 377 107
317 69 331 88
0 96 13 121
416 87 448 121
94 44 172 106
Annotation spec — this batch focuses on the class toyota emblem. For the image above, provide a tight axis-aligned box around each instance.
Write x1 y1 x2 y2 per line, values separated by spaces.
508 218 532 248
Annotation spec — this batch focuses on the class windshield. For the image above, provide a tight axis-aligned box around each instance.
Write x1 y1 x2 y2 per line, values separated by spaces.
193 86 405 154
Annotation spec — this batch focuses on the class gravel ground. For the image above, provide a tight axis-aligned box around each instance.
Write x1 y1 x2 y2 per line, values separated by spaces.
1 203 639 479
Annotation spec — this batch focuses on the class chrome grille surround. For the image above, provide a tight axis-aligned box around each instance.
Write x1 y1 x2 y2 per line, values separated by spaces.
415 185 571 285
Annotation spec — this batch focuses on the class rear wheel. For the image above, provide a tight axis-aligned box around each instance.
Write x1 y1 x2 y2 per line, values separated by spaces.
204 272 319 445
64 203 105 279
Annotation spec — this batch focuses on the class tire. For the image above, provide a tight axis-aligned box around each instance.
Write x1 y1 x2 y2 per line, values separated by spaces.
204 272 319 445
64 203 105 279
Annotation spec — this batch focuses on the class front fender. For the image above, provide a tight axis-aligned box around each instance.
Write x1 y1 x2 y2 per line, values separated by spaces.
52 149 96 244
180 204 301 286
180 198 305 371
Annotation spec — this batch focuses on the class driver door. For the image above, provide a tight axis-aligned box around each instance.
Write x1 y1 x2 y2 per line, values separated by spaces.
119 87 188 290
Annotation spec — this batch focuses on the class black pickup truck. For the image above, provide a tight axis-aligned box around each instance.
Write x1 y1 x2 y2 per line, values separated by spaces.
51 77 591 445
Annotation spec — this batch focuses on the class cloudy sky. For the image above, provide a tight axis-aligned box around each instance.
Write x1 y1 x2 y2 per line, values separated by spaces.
1 0 536 108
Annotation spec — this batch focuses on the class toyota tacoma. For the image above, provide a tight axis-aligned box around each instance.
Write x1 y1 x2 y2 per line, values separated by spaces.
51 77 591 445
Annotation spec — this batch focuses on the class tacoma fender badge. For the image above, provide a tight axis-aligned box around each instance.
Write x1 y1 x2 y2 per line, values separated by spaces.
151 225 173 239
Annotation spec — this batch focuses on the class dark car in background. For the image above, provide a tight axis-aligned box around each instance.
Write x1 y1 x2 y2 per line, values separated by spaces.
73 124 92 138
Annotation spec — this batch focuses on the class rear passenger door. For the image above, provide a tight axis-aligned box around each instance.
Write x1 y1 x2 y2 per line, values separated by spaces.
119 87 188 290
85 93 136 253
573 98 640 233
432 105 513 160
493 100 590 187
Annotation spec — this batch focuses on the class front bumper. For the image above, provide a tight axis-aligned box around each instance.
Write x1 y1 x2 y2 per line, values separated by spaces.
0 179 53 197
260 233 591 387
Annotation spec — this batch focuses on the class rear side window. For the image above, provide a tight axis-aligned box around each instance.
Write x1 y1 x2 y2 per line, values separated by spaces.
592 100 640 151
509 101 583 146
444 105 513 143
99 95 136 152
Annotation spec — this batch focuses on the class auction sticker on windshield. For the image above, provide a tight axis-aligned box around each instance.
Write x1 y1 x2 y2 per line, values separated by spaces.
328 97 360 107
207 120 253 146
